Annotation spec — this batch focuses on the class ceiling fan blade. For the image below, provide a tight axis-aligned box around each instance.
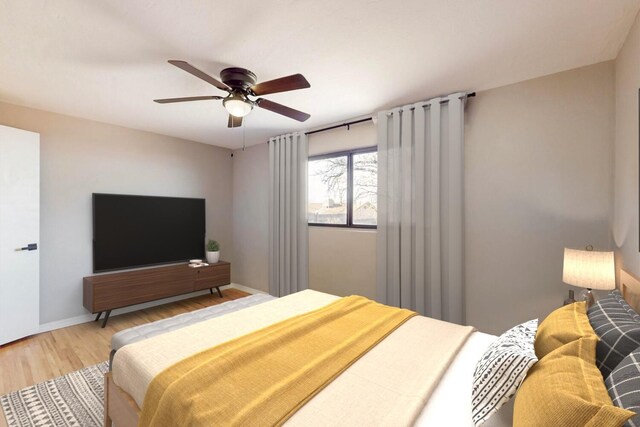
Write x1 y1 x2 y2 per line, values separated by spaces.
168 60 230 91
250 74 310 96
257 98 310 122
154 95 223 104
228 115 243 128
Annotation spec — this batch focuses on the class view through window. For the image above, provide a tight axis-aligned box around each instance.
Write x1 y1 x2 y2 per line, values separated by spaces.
308 148 377 227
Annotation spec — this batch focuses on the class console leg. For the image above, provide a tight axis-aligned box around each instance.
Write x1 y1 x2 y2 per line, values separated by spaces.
95 312 102 322
216 287 223 298
101 310 112 328
209 288 214 295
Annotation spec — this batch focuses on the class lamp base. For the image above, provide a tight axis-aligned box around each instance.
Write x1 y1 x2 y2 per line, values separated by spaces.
578 288 595 309
563 290 576 306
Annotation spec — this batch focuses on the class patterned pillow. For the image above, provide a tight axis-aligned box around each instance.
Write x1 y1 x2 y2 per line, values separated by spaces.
612 290 640 322
588 292 640 378
606 348 640 427
472 319 538 426
595 290 640 322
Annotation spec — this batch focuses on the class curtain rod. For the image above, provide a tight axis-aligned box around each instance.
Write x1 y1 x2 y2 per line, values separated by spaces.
305 117 372 136
304 92 475 136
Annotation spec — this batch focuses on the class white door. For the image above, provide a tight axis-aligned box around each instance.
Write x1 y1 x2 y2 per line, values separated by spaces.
0 125 40 345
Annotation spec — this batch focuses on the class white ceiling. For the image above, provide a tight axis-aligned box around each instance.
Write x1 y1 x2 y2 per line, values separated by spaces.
1 0 638 149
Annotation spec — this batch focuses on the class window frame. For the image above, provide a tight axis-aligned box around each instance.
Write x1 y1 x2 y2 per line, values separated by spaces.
308 146 377 229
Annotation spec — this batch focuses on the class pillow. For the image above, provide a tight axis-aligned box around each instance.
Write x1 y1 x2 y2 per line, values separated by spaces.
614 290 640 322
472 319 538 426
588 293 640 378
606 348 640 427
535 301 595 358
593 290 640 323
513 337 635 427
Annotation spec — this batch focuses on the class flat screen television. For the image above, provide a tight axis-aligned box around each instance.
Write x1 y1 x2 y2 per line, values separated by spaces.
93 193 205 273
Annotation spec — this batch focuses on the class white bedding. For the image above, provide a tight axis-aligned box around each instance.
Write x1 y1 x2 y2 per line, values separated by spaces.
417 332 514 426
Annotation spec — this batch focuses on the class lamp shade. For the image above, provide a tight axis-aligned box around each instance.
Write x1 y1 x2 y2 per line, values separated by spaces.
562 248 615 290
223 95 252 118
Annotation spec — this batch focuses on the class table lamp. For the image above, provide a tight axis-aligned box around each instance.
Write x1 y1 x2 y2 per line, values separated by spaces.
562 247 615 308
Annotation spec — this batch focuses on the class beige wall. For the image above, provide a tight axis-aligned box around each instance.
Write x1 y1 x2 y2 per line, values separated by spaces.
0 102 233 324
465 61 615 334
307 120 376 156
613 12 640 278
231 143 270 293
308 227 376 299
308 122 378 298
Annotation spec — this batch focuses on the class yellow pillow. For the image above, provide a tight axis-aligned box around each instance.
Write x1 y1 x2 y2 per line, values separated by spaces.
514 337 634 427
535 301 596 358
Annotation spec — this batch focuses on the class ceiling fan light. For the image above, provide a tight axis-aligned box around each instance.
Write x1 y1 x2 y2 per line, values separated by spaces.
224 98 252 117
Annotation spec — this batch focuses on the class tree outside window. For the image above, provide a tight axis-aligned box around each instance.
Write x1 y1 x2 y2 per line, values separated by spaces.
308 147 377 228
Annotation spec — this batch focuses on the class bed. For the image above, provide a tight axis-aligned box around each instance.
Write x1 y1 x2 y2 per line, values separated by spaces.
104 269 640 427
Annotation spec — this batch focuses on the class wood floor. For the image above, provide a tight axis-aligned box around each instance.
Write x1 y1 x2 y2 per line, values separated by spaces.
0 288 249 401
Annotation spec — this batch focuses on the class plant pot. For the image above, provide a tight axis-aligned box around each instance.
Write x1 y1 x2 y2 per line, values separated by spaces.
206 251 220 264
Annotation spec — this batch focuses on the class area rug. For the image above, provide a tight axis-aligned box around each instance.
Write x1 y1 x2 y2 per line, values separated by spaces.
0 361 108 427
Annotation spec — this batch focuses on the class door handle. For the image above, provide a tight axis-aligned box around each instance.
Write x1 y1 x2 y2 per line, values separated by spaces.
15 243 37 251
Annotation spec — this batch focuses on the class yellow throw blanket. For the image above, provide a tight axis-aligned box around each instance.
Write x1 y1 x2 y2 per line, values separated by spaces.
139 295 417 427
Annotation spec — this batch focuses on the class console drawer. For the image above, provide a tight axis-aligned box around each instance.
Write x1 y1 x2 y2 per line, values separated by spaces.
194 263 230 291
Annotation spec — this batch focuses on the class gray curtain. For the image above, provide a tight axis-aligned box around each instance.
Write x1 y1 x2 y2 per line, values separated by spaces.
376 93 467 324
268 132 309 297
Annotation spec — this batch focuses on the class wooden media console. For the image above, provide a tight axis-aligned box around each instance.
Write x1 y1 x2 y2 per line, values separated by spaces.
83 261 231 327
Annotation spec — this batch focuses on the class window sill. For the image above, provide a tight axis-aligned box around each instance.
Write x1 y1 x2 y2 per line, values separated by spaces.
308 224 377 230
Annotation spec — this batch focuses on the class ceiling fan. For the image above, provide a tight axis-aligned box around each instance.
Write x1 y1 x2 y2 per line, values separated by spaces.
154 60 311 128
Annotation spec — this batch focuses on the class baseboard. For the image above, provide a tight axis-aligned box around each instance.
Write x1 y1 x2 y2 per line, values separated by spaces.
38 312 100 333
38 282 266 334
223 283 267 295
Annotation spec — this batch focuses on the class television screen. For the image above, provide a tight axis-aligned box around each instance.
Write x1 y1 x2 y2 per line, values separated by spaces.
93 193 205 272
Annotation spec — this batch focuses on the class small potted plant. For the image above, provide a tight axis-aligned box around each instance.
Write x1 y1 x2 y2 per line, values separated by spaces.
206 239 220 264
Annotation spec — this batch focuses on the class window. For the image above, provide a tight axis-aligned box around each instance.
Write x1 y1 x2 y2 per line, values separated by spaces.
308 147 377 228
